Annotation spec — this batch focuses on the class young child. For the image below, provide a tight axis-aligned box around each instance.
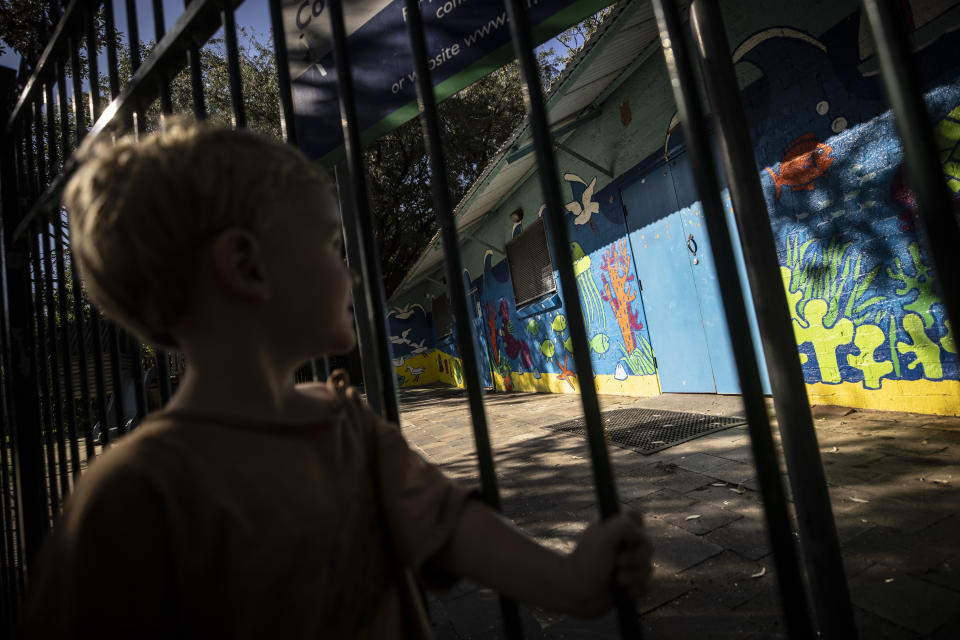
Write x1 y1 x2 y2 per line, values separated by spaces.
22 121 653 638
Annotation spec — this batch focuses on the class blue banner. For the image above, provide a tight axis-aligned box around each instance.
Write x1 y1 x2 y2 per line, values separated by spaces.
282 0 611 164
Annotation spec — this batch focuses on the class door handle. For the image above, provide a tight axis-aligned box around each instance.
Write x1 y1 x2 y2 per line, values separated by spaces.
686 233 698 255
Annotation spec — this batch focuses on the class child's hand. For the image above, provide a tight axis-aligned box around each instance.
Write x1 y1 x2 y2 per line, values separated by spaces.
565 510 653 617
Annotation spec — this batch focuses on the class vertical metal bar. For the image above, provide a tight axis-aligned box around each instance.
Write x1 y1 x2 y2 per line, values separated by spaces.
108 323 127 435
327 0 400 424
333 164 384 415
651 2 814 637
89 310 111 448
861 0 960 331
43 81 58 179
156 351 172 404
54 213 82 481
3 120 48 567
182 0 208 120
84 2 103 123
68 242 95 463
56 60 71 162
29 221 59 521
152 0 174 115
125 0 142 73
70 27 88 141
103 0 121 100
26 105 60 523
57 59 84 478
0 103 23 610
267 0 297 144
0 377 19 624
689 2 857 638
401 1 523 636
127 333 148 427
69 29 102 460
501 1 639 637
43 212 71 501
42 82 72 498
221 0 247 128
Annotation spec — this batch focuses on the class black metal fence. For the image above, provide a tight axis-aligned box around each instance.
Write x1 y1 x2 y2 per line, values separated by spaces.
1 0 956 638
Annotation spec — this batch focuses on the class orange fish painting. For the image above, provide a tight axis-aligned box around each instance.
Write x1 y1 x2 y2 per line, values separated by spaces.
765 133 834 200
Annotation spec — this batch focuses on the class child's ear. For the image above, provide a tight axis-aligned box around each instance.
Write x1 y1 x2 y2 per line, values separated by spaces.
210 228 271 302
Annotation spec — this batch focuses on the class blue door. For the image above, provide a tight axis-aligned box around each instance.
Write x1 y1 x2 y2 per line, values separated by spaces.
670 154 773 394
622 164 717 393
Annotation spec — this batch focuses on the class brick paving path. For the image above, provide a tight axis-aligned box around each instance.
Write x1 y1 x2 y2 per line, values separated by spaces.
397 386 960 639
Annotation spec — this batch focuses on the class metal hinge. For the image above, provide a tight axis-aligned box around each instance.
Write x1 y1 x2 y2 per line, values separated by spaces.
638 279 642 292
653 357 658 370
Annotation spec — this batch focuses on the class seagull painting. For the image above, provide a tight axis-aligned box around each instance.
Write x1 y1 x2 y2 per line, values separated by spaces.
564 173 600 234
388 303 425 320
410 340 428 355
390 328 412 345
405 364 425 382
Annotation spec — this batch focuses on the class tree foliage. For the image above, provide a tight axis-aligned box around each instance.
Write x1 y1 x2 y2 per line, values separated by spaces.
367 61 528 296
0 0 51 59
5 9 608 299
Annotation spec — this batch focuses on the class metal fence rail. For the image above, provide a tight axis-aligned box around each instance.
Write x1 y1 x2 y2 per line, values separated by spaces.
0 0 954 637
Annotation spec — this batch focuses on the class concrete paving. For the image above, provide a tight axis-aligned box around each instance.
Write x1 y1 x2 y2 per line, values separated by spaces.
396 386 960 639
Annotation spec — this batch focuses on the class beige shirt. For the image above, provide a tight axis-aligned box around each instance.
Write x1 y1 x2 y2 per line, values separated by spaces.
22 385 470 638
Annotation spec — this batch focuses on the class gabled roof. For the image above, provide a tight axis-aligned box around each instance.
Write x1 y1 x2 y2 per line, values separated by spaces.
391 0 667 299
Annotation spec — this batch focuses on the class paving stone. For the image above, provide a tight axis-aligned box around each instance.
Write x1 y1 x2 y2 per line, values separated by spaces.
636 487 699 514
643 589 767 639
398 388 960 639
644 516 723 573
853 605 921 640
849 563 960 635
726 590 787 639
929 608 960 639
652 464 714 493
910 514 960 592
638 564 695 615
675 452 736 474
655 497 743 536
704 518 770 561
530 609 620 639
686 483 764 515
433 586 543 639
681 550 775 609
862 497 952 534
615 471 662 504
705 460 757 485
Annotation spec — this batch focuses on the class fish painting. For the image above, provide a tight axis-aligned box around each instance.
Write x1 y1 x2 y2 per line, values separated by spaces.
765 133 834 200
590 333 610 355
540 340 556 358
526 318 539 337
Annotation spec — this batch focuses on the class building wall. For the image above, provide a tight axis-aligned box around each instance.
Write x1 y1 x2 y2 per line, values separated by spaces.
388 0 960 415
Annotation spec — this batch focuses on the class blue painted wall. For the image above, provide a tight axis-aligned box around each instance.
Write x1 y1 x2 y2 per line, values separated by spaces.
389 0 960 414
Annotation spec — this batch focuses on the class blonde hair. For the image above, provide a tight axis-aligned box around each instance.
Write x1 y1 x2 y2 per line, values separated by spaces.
64 120 332 348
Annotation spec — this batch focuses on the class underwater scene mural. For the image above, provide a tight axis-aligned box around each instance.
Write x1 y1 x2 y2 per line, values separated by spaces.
387 2 960 415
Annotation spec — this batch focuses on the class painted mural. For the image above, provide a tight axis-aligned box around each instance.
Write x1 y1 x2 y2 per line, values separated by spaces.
388 1 960 415
743 8 960 414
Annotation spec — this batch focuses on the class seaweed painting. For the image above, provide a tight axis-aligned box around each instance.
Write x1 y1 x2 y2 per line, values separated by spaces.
571 242 606 331
783 234 885 326
599 239 652 376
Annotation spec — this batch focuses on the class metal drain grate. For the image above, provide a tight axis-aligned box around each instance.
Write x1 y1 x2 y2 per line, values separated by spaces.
545 408 746 455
